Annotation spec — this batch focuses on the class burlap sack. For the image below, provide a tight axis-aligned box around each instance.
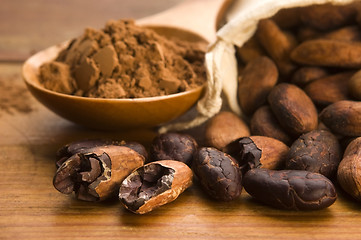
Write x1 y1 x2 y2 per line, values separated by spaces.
160 0 356 133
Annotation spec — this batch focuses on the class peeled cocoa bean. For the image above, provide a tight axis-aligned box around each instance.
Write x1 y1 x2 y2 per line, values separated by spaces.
285 130 342 178
244 168 337 210
192 147 242 201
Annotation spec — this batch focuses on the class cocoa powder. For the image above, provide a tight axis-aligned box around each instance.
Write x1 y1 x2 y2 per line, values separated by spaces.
39 19 207 98
0 75 33 116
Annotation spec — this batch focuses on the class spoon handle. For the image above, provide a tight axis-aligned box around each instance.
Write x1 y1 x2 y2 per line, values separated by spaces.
137 0 231 42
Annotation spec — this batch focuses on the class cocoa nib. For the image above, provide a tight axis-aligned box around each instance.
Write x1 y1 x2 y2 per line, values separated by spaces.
119 160 192 214
53 152 111 202
119 163 174 212
225 137 262 175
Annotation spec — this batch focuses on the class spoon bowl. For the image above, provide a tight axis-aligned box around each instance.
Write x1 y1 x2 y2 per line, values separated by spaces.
22 26 207 130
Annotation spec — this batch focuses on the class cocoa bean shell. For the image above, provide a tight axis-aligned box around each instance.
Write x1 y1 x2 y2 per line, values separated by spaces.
250 136 290 170
119 160 193 214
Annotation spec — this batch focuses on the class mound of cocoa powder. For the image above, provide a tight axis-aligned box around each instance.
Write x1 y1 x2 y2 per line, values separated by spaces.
39 19 207 98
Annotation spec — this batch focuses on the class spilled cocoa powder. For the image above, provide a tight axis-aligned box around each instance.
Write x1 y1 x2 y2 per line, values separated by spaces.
0 75 33 116
39 19 207 98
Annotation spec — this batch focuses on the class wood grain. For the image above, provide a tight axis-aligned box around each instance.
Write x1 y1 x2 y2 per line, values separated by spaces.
1 0 361 239
1 63 361 240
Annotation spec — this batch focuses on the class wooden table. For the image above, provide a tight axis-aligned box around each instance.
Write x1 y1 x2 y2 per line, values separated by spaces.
1 1 361 239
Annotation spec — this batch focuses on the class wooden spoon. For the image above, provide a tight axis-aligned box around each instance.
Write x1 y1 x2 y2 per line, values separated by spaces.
22 0 229 130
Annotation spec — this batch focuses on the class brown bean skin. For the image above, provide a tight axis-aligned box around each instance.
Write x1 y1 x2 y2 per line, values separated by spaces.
304 71 354 107
291 39 361 68
250 106 293 145
205 111 250 150
238 56 278 115
268 83 318 136
319 100 361 137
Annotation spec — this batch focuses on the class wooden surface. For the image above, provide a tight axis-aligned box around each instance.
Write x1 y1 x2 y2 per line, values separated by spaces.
1 0 361 239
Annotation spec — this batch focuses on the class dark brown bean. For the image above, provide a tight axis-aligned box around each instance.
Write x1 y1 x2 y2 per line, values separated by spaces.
243 168 337 210
150 132 198 166
224 137 262 175
285 130 341 178
192 147 242 201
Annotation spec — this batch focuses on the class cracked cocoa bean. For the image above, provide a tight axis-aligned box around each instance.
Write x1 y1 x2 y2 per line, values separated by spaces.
150 132 197 166
119 160 192 214
224 137 262 175
244 168 337 210
225 136 289 174
53 145 145 201
285 130 341 178
192 147 242 201
56 139 148 167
